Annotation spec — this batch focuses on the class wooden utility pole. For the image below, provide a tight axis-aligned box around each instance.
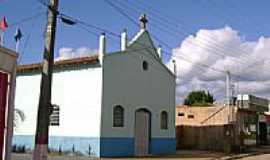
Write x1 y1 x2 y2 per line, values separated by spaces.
33 0 59 160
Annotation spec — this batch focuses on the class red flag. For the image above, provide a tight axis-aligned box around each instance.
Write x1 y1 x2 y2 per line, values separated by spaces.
0 17 8 32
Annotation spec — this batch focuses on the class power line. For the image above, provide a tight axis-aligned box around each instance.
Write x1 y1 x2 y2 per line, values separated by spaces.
195 0 262 60
108 0 256 67
37 0 121 38
39 1 268 100
73 23 99 37
36 0 270 91
103 0 230 74
16 12 45 64
9 12 46 28
212 0 268 34
104 0 139 28
36 0 237 76
104 0 270 87
109 0 270 87
132 0 254 60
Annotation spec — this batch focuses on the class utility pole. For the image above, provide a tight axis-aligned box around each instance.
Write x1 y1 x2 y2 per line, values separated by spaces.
33 0 59 160
226 70 234 123
226 70 231 106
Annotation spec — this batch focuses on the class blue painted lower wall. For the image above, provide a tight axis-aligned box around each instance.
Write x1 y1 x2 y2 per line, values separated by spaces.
100 138 134 157
150 138 176 155
13 136 176 157
100 137 176 157
12 135 100 157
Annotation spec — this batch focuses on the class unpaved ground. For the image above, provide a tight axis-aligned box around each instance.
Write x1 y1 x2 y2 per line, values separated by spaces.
11 147 270 160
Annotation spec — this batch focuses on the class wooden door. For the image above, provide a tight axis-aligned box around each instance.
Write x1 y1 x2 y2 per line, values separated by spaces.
134 110 150 156
0 72 8 160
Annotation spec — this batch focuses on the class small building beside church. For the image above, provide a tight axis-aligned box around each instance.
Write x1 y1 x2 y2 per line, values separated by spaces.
0 47 17 160
13 16 176 157
176 94 269 152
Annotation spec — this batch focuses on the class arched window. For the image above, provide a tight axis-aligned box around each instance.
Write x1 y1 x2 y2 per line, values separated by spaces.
113 105 124 127
142 61 148 71
161 111 168 129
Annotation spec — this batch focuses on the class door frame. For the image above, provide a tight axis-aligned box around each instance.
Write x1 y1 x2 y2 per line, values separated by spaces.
134 108 151 156
259 122 267 145
0 72 9 160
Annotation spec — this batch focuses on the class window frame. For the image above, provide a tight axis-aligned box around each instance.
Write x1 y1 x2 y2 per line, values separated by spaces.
113 105 124 127
178 112 185 117
188 114 194 119
160 111 168 130
142 61 148 71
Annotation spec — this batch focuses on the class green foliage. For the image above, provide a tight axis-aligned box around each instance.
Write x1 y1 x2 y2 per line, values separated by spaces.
184 90 215 106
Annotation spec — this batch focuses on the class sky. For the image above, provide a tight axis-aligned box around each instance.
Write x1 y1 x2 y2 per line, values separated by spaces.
1 0 270 102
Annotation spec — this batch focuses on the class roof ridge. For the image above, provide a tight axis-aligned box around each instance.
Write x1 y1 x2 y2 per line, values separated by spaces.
17 55 99 73
127 29 146 46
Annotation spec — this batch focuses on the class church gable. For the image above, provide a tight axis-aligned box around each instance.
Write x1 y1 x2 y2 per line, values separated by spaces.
127 30 159 58
101 14 174 78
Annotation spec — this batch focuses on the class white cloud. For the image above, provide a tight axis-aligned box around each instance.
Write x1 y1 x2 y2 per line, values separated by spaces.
168 26 270 103
56 47 98 61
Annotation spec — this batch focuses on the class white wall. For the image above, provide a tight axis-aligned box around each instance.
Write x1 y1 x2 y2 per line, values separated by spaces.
101 50 175 138
14 67 102 137
0 47 17 73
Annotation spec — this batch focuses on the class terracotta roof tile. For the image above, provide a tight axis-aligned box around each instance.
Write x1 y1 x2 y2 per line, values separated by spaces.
17 55 99 73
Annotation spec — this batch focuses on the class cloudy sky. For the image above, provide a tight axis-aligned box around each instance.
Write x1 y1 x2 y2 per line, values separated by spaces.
167 26 270 103
1 0 270 102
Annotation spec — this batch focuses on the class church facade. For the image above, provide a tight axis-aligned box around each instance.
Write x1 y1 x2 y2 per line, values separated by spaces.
13 16 176 157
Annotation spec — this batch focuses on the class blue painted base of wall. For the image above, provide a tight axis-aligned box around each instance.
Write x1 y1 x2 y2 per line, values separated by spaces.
13 136 176 157
100 138 134 157
150 138 176 155
12 135 100 157
100 137 176 157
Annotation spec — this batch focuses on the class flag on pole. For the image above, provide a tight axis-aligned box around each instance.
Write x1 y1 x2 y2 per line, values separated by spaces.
14 28 23 52
14 28 23 42
0 17 8 32
0 17 8 46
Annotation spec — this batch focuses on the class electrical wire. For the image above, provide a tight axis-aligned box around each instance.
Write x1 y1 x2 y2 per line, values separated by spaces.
132 0 254 60
104 0 256 67
9 12 46 28
36 0 270 97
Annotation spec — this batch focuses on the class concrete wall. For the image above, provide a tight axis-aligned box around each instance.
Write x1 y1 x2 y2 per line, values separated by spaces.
0 47 17 73
176 125 234 152
237 94 269 113
175 105 236 152
176 105 261 151
14 66 102 156
176 105 231 126
101 47 175 156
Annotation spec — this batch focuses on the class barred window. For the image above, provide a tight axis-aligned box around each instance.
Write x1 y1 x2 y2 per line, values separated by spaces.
113 105 124 127
161 111 168 129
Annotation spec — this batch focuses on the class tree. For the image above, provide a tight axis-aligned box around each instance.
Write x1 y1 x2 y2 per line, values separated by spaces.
184 90 215 106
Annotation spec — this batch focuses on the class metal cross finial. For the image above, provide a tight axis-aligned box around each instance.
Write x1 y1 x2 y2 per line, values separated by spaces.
139 14 148 29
